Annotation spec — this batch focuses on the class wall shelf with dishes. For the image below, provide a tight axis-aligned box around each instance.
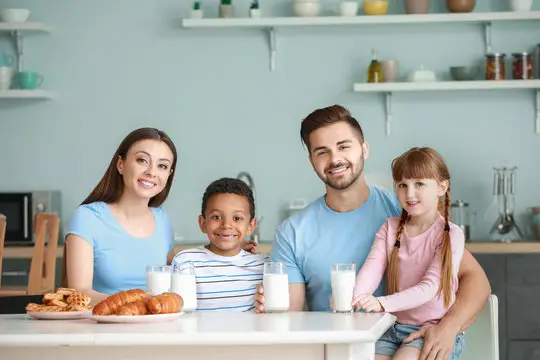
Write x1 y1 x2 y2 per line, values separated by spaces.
353 80 540 136
181 11 540 71
0 89 52 99
0 22 51 32
0 9 52 101
182 2 540 138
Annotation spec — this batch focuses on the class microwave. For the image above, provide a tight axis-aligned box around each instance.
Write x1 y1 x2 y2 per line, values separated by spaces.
0 191 61 246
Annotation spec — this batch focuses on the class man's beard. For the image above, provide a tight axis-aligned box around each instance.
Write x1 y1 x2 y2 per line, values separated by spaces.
321 157 364 191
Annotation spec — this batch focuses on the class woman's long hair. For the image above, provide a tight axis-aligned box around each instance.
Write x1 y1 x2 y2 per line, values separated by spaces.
386 147 453 308
81 127 178 207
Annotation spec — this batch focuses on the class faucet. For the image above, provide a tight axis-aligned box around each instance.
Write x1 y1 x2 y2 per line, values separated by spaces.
236 171 261 243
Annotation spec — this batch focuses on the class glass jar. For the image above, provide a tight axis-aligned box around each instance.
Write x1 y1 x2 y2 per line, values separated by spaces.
512 52 533 80
485 53 506 80
451 200 471 241
537 44 540 79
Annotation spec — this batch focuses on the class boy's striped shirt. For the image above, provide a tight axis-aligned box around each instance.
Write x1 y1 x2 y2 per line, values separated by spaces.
172 246 269 312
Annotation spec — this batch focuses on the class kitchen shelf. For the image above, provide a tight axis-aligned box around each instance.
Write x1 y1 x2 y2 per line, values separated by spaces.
352 80 540 136
182 11 540 71
353 80 540 92
0 90 52 99
0 22 51 73
182 11 540 27
0 22 51 32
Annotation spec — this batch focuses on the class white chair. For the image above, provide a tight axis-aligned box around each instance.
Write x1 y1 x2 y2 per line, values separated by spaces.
460 294 499 360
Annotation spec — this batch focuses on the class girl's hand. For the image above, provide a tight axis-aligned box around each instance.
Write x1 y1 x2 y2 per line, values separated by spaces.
355 293 384 313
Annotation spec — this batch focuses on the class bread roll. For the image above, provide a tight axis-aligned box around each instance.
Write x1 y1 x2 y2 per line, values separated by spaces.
147 293 183 314
92 289 146 315
116 300 149 316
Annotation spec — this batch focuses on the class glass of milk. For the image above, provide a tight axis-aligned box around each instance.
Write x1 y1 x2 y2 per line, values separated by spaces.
330 263 356 313
171 262 197 313
146 265 171 295
263 262 289 313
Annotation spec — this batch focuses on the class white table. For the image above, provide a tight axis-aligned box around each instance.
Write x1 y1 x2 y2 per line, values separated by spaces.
0 311 395 360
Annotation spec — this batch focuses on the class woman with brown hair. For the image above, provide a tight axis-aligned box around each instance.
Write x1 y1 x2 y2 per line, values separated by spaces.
64 128 178 304
352 147 465 360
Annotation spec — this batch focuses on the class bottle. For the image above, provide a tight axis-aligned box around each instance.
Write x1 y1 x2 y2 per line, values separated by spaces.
367 48 383 83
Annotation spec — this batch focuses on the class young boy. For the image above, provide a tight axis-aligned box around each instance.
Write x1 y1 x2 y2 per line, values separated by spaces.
172 177 268 312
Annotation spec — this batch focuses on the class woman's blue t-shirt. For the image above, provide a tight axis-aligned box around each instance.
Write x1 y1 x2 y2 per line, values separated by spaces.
66 201 174 294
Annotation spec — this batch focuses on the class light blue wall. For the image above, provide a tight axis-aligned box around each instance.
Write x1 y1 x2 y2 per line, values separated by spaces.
0 0 539 243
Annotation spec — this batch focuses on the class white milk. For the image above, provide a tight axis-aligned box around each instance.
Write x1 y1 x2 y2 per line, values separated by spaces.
263 273 289 312
331 270 356 312
171 273 197 312
146 271 171 295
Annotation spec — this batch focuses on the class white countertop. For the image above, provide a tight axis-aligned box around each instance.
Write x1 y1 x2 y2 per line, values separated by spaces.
0 311 395 347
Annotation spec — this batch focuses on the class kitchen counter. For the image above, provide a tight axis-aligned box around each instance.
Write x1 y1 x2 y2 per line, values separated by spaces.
465 241 540 253
4 240 539 259
0 311 395 360
175 242 540 255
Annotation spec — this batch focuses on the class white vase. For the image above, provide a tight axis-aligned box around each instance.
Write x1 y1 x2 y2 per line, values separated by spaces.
219 4 234 18
190 9 203 18
509 0 533 11
249 8 261 18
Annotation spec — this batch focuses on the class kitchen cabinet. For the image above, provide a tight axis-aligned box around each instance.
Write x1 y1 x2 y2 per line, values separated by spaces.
475 254 507 360
474 252 540 360
508 341 540 359
1 258 63 288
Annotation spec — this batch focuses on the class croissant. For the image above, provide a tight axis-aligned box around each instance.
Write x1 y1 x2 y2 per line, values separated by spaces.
147 293 183 314
92 289 147 315
116 300 149 316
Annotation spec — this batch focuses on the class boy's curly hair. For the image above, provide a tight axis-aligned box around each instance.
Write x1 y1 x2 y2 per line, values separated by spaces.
201 177 255 219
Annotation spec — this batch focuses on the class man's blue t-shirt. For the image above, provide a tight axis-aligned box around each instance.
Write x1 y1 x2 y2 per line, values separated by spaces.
271 186 401 311
66 201 174 294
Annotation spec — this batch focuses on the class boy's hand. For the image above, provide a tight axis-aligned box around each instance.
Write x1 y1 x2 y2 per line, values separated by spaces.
243 240 257 254
254 284 265 313
354 293 383 312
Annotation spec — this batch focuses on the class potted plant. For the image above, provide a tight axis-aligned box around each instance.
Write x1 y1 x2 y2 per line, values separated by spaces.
219 0 234 18
190 1 203 18
249 0 261 18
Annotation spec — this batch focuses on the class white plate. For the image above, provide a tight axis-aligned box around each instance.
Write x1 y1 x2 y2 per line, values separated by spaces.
27 310 92 320
90 312 183 324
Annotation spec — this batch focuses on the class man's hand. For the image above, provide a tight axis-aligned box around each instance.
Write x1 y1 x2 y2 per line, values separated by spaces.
353 294 383 312
254 284 265 313
243 240 257 254
403 323 459 360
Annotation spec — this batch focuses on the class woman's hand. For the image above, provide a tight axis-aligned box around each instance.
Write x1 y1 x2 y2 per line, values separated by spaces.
243 240 257 254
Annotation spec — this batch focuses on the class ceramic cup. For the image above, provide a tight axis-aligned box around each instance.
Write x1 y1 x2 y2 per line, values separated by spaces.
404 0 430 13
0 67 14 90
339 1 359 16
381 60 399 82
0 53 15 67
509 0 533 11
17 71 44 89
